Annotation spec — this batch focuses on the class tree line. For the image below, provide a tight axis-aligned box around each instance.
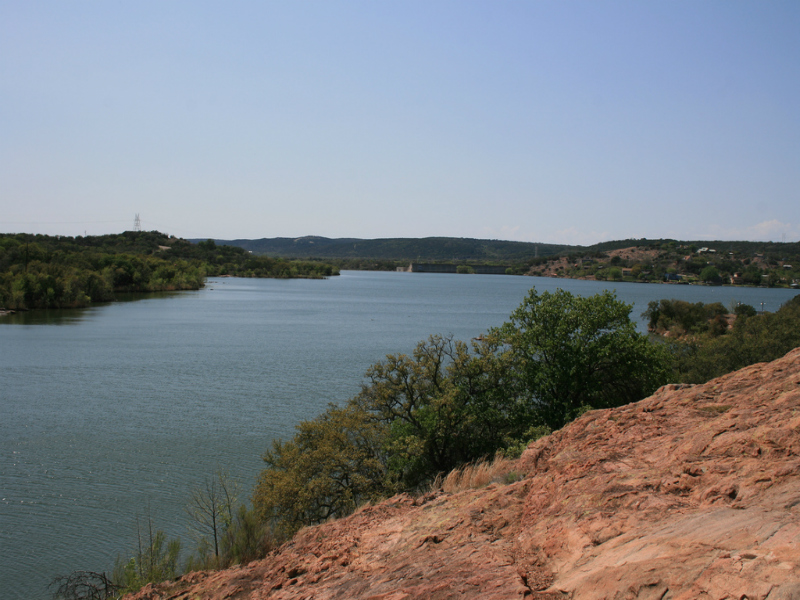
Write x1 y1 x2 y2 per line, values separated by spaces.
647 296 800 383
527 240 800 286
0 232 339 311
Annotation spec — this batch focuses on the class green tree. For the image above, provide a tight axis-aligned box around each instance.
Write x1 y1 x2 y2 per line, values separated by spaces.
741 266 762 286
495 288 671 429
700 265 721 284
253 402 391 538
353 334 522 489
252 291 677 537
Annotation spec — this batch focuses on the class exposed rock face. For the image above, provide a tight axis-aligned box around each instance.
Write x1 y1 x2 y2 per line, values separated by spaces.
130 348 800 600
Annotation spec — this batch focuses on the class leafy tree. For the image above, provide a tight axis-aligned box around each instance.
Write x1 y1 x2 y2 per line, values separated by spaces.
495 288 671 429
253 402 391 538
252 290 679 537
700 265 721 283
353 334 523 489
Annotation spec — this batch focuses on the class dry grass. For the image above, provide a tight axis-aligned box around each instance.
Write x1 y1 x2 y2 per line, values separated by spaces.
437 455 520 494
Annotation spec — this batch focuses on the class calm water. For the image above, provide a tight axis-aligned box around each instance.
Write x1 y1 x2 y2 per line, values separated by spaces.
1 271 797 599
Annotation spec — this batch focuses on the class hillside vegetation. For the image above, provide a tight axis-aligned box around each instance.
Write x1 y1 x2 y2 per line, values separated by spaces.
197 236 571 263
529 240 800 287
205 235 800 285
651 295 800 383
0 231 338 311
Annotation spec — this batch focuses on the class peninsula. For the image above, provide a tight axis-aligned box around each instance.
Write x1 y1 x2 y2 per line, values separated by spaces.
0 231 339 311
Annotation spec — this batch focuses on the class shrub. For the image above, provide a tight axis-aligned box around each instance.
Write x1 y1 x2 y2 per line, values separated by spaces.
112 518 181 596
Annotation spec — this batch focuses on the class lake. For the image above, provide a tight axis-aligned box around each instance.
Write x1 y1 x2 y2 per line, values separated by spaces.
1 271 797 599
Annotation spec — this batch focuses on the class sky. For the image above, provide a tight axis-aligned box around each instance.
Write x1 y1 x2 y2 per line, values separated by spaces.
1 1 798 246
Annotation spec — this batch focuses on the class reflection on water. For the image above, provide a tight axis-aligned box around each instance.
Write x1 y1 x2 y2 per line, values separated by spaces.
2 308 93 326
1 291 185 326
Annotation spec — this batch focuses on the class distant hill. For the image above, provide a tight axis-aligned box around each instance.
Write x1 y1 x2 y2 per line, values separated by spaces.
191 236 573 261
587 238 800 257
192 235 800 265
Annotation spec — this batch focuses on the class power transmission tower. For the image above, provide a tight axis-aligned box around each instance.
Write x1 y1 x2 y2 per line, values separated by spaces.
134 214 141 232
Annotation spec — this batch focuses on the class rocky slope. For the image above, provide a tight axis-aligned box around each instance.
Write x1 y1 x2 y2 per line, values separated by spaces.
130 348 800 599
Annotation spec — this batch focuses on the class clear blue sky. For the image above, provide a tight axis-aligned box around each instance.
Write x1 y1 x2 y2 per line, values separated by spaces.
2 1 798 245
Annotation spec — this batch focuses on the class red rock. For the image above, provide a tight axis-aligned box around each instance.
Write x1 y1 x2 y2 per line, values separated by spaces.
127 348 800 600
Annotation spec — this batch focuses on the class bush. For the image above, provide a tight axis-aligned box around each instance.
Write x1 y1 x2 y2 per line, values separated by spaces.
49 571 119 600
219 505 278 567
112 518 181 596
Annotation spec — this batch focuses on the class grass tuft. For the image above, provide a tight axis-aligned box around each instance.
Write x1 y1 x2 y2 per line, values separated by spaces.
439 455 521 494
